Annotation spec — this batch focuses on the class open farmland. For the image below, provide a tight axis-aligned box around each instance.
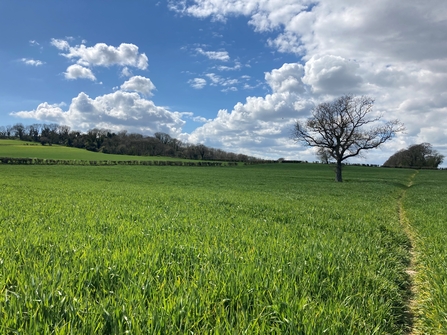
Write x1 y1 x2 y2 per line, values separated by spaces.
0 162 444 334
402 170 447 333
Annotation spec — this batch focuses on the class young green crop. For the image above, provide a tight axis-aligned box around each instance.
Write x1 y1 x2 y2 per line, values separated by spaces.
0 164 415 334
402 169 447 333
0 139 187 162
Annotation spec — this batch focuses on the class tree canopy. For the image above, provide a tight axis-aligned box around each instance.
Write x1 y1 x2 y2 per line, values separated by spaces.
383 143 444 169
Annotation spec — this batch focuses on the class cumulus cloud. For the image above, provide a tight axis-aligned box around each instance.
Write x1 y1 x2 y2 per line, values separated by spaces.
21 58 45 66
188 78 207 89
169 0 303 24
50 39 148 82
302 55 363 94
268 32 305 55
12 79 185 137
265 63 305 93
51 39 149 69
120 76 156 96
64 64 96 81
188 64 308 125
178 62 309 158
51 38 70 50
193 116 211 123
175 1 447 63
196 48 230 61
121 67 133 77
183 64 313 158
13 102 66 123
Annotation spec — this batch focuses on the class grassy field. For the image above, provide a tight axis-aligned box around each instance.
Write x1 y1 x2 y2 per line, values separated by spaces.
402 170 447 333
1 161 430 334
0 139 186 162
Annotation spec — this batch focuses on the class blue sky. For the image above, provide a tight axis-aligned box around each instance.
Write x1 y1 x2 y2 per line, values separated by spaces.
1 0 446 164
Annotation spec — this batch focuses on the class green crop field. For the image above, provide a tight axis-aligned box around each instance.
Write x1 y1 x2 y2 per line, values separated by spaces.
0 139 185 162
0 161 446 334
402 170 447 333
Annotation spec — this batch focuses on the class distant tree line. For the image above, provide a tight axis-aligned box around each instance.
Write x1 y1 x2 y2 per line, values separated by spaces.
0 123 259 162
383 143 444 169
0 157 240 166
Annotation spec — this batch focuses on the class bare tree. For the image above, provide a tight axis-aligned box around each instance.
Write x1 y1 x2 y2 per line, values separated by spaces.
292 95 404 182
196 144 209 160
154 132 172 145
317 148 332 164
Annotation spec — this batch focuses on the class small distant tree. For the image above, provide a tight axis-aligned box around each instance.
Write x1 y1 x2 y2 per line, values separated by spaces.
196 144 208 160
12 123 25 140
40 136 50 146
292 95 404 182
154 132 172 145
0 126 6 138
316 148 332 164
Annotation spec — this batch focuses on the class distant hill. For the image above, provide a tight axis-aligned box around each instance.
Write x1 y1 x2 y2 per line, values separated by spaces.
1 123 259 162
0 139 188 162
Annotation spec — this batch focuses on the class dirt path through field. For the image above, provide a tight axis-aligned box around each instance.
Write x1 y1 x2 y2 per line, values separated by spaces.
398 170 419 335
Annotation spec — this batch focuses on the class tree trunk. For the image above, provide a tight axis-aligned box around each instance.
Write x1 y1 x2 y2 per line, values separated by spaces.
335 160 343 182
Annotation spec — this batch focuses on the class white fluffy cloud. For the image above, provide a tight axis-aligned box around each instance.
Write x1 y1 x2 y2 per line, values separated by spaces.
172 0 447 162
120 76 156 96
175 0 447 63
21 58 45 66
184 65 312 158
196 48 230 62
64 64 96 81
51 39 149 83
51 39 148 69
188 78 207 89
265 63 305 94
302 55 363 94
169 0 306 24
51 38 70 50
121 67 133 77
13 102 66 123
12 78 184 137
